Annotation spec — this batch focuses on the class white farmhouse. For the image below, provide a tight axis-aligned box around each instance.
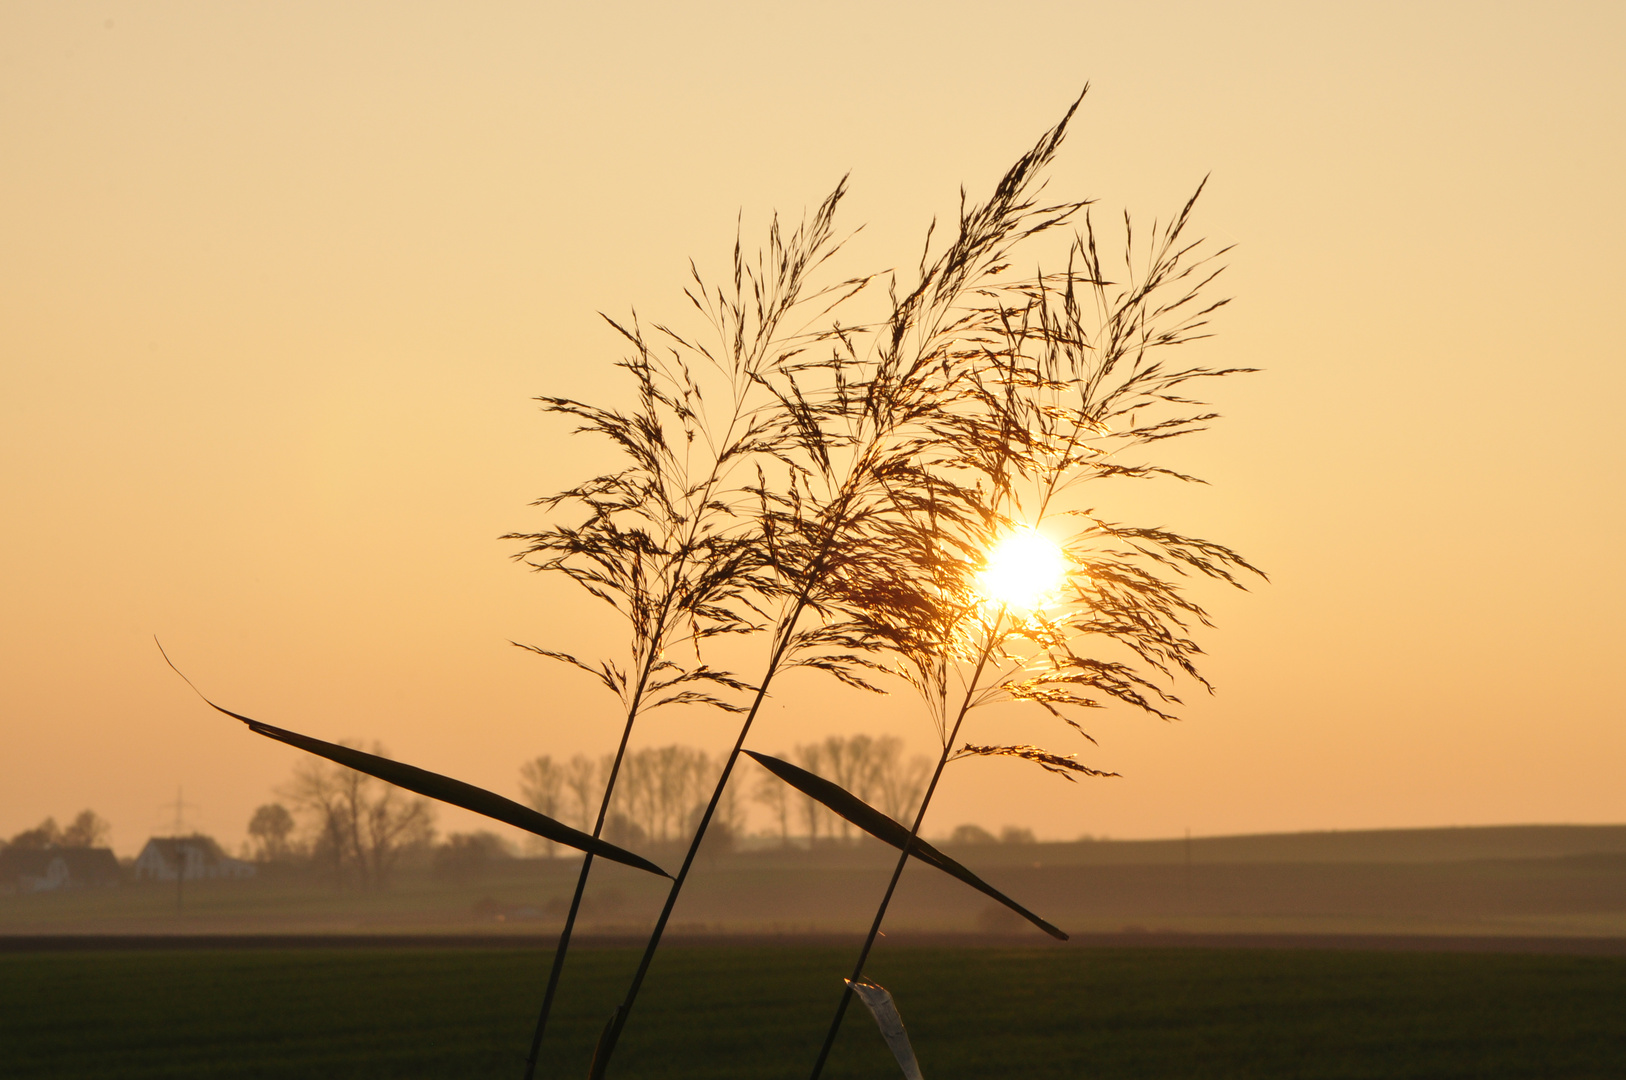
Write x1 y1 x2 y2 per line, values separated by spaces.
133 835 257 881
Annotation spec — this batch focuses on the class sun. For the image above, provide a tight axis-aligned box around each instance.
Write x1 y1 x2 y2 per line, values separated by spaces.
977 527 1069 611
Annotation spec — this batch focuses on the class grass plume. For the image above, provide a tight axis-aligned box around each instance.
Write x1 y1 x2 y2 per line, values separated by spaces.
797 145 1262 1080
522 87 1259 1078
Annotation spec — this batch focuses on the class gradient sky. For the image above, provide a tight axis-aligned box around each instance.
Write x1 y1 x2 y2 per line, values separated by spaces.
3 2 1623 856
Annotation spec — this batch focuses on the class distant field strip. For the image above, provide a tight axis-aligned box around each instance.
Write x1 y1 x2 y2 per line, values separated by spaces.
5 930 1626 953
3 945 1623 1078
5 834 1625 939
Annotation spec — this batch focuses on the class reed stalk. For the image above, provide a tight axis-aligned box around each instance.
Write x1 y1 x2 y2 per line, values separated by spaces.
583 95 1093 1079
805 604 1007 1077
802 166 1264 1076
507 185 868 1072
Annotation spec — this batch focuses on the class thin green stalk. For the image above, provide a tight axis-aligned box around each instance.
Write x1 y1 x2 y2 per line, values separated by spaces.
583 643 787 1075
587 522 849 1077
806 608 1005 1080
521 693 642 1079
521 355 762 1075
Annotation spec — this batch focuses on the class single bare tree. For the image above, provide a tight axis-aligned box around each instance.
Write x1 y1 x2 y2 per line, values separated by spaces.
793 742 829 846
518 755 567 856
872 738 930 824
751 756 792 847
246 803 297 862
563 754 602 834
281 744 436 891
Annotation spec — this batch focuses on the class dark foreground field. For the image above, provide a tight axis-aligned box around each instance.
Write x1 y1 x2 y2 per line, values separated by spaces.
4 944 1624 1079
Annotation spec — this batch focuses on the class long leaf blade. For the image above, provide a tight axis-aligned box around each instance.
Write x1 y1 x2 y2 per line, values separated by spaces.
161 646 669 878
744 750 1066 940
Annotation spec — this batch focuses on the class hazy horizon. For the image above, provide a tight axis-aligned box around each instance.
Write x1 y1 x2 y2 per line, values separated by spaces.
3 3 1623 859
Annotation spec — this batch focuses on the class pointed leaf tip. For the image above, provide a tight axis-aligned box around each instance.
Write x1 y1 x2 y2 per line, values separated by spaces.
744 750 1066 940
157 642 669 878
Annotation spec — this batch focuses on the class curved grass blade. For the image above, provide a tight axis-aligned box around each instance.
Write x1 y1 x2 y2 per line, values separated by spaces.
159 642 669 878
743 750 1065 939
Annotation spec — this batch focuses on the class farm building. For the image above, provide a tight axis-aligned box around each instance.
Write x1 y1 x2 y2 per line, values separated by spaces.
133 835 256 881
0 846 121 892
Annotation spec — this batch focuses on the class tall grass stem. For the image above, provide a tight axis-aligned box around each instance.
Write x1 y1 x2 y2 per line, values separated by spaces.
806 609 1006 1079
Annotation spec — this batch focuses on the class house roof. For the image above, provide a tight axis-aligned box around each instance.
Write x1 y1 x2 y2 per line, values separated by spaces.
138 835 230 862
0 846 120 883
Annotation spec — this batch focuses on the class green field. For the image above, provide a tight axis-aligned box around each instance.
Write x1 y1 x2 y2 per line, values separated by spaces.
3 944 1623 1079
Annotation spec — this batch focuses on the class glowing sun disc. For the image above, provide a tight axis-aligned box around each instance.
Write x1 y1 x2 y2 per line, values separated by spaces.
978 527 1067 610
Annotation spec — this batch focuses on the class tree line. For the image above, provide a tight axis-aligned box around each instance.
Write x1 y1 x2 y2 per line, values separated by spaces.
1 810 111 852
5 735 1019 894
0 738 1020 895
239 733 955 888
518 734 933 854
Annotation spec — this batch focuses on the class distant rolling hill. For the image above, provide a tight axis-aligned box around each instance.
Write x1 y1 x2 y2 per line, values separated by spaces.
937 823 1626 866
3 824 1624 939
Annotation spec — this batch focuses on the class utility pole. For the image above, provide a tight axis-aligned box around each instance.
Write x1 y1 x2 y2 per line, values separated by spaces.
162 786 197 835
157 786 199 917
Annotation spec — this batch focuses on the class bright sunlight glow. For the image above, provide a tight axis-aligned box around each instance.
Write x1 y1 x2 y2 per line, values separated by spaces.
978 527 1068 611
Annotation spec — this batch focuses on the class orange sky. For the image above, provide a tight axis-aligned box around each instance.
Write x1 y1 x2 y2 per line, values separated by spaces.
3 3 1623 857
